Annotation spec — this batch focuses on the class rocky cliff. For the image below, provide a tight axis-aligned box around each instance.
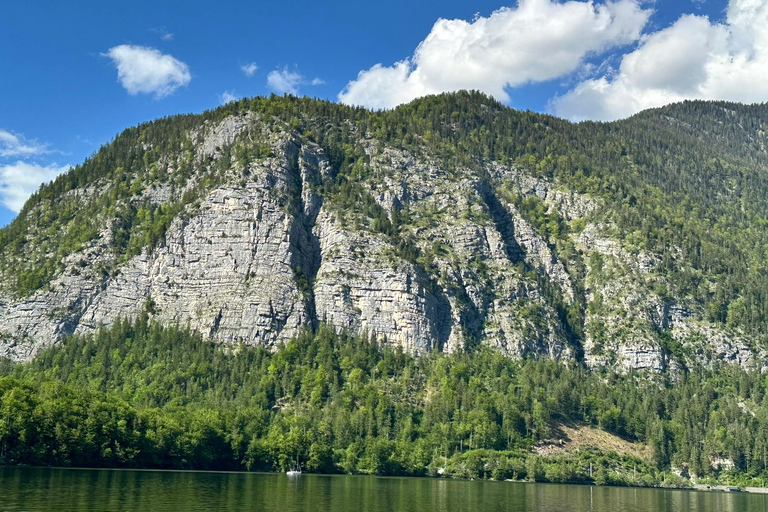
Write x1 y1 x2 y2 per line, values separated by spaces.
1 93 766 371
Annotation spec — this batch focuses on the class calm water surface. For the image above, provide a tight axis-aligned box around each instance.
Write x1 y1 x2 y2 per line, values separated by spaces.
2 467 768 512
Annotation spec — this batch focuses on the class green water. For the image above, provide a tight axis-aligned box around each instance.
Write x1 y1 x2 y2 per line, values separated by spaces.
1 468 767 512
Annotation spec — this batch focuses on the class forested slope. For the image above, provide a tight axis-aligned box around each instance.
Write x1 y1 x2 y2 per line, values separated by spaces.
2 316 766 487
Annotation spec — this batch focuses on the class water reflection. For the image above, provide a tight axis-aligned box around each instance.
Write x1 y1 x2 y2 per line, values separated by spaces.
1 468 767 512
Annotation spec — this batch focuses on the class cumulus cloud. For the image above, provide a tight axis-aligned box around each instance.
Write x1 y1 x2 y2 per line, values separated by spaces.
0 162 70 212
0 129 47 157
267 67 324 95
339 0 651 109
104 45 191 98
241 62 258 77
553 0 768 120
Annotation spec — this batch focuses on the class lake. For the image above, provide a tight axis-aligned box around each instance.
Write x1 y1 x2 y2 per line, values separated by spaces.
1 467 767 512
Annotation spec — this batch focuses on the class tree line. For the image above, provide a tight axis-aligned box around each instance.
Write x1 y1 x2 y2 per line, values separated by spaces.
2 316 767 487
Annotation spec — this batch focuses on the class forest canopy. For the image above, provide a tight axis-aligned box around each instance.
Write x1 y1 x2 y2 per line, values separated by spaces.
2 316 767 487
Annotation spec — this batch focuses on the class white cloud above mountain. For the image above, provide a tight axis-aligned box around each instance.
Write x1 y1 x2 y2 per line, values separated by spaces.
552 0 768 120
0 129 68 212
241 62 258 77
219 90 238 104
104 45 191 99
267 67 325 95
0 161 70 212
267 68 303 95
338 0 651 109
0 129 48 158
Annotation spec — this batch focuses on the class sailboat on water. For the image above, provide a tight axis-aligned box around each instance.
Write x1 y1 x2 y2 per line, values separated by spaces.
286 457 302 477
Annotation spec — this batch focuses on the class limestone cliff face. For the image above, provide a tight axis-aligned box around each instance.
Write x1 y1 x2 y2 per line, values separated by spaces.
0 110 759 372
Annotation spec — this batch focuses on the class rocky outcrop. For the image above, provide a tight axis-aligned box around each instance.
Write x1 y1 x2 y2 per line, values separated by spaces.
0 112 761 372
313 210 452 354
0 228 114 361
77 137 323 348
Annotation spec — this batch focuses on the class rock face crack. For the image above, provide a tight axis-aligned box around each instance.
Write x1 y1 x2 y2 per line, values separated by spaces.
477 182 526 264
286 138 323 332
211 308 224 336
477 181 583 358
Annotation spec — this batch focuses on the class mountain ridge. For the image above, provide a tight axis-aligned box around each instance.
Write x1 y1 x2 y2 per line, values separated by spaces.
2 91 767 372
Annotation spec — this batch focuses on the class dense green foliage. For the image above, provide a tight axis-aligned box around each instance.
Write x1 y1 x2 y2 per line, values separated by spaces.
2 317 768 487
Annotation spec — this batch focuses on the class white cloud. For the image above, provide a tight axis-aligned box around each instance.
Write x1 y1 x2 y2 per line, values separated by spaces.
104 45 191 99
267 68 304 95
151 27 174 41
0 162 70 212
266 67 323 94
339 0 651 109
219 90 238 104
553 0 768 120
0 129 47 157
241 62 258 77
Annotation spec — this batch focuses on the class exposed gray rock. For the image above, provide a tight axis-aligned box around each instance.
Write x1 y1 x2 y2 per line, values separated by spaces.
313 209 451 354
197 113 257 158
0 113 759 373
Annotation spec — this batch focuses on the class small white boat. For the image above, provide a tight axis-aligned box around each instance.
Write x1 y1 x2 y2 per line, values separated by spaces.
286 458 302 477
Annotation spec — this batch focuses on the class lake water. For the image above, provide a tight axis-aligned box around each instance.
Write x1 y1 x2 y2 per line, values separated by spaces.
1 467 768 512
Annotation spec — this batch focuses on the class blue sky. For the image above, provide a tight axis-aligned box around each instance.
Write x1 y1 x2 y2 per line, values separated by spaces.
2 0 763 227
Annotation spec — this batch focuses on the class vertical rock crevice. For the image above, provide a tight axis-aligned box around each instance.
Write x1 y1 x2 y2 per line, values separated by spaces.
285 138 324 333
476 182 526 264
477 182 583 359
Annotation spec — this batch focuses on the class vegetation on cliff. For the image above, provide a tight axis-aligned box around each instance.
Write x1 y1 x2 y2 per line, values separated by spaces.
2 92 768 346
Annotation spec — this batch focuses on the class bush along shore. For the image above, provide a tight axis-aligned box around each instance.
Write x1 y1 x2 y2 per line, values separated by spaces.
2 316 768 490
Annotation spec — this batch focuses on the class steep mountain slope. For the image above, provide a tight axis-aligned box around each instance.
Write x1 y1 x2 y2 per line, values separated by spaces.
1 92 767 371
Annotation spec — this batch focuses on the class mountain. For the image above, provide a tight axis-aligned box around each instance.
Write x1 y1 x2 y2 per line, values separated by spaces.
2 91 768 372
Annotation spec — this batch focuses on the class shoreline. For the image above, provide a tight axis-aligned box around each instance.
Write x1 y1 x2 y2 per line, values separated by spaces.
4 464 768 494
